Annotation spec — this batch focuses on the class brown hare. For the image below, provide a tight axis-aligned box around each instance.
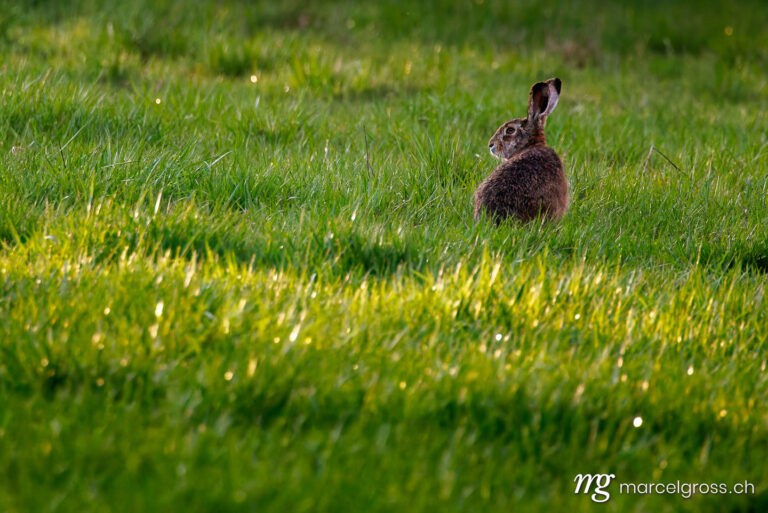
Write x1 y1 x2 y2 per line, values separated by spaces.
474 77 568 223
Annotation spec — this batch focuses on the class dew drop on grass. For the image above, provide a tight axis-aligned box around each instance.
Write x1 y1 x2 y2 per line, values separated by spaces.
289 324 300 342
155 301 164 318
155 98 161 104
687 365 694 376
104 307 111 315
495 333 502 341
250 74 258 83
224 370 234 381
633 416 643 428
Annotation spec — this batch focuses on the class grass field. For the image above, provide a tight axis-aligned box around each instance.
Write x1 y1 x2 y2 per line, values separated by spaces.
1 0 768 511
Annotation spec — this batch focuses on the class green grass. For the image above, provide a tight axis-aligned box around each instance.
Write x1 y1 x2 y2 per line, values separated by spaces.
1 0 768 511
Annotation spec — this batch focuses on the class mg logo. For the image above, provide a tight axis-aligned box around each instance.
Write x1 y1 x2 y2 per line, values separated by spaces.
573 473 616 503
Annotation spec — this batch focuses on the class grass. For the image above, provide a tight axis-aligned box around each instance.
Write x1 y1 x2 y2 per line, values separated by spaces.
1 0 768 511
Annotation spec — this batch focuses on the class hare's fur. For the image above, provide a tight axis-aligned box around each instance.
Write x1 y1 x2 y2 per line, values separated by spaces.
474 78 568 223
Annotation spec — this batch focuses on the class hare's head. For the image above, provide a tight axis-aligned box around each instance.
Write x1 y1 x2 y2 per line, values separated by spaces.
489 77 561 159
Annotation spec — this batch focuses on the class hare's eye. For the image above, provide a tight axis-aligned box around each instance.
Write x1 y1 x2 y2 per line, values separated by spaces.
505 126 516 135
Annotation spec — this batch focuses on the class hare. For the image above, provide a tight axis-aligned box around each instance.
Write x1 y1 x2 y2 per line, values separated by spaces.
474 77 568 223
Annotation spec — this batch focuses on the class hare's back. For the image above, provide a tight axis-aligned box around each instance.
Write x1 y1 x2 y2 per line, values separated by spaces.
500 146 563 185
474 146 567 222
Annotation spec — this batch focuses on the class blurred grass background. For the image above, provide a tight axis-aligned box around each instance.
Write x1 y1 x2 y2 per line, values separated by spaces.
1 1 767 512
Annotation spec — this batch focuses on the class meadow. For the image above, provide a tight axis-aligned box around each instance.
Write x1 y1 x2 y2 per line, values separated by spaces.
1 0 767 511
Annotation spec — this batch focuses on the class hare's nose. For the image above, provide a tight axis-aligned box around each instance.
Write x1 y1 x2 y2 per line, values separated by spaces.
488 142 494 147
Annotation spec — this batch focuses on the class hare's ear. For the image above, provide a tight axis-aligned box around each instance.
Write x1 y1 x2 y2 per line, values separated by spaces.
527 77 561 125
541 78 561 118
